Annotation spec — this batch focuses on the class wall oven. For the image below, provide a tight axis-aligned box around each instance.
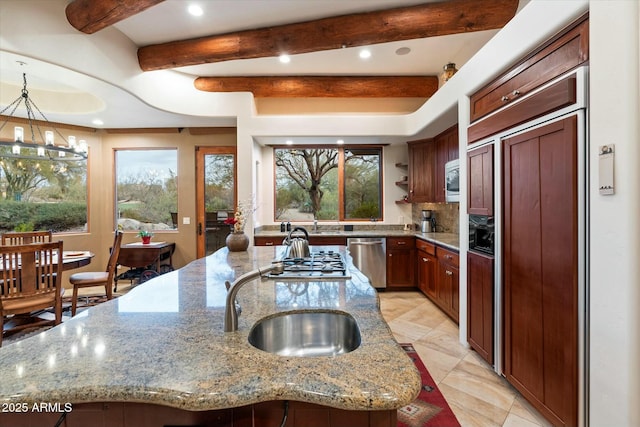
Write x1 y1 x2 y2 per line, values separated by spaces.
445 159 460 202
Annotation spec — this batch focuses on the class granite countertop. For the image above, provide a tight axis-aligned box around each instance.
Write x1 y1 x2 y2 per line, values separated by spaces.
0 246 421 412
256 229 460 251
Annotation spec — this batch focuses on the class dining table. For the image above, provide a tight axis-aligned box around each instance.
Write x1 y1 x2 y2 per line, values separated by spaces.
60 250 94 271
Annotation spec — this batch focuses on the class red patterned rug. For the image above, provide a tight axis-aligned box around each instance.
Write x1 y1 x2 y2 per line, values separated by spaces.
398 344 460 427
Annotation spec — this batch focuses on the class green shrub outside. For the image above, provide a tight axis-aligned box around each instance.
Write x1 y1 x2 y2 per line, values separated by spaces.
0 201 86 233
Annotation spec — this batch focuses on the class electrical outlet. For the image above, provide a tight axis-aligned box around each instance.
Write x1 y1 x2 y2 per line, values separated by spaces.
182 217 190 225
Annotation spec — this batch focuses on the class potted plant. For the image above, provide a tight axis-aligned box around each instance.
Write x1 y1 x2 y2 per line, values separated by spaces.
138 230 154 244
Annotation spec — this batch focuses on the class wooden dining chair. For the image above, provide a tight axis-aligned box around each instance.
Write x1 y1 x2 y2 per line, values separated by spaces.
0 241 64 347
1 230 53 245
69 231 123 316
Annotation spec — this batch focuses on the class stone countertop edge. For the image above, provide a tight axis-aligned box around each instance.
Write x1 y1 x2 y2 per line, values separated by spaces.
0 246 421 412
256 229 460 251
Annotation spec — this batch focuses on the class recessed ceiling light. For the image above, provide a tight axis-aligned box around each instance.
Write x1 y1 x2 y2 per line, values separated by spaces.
92 119 104 126
359 49 371 59
336 139 344 145
188 4 203 16
279 54 291 64
395 47 411 56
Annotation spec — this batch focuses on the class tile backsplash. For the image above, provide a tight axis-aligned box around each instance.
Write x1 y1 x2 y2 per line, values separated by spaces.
412 202 459 233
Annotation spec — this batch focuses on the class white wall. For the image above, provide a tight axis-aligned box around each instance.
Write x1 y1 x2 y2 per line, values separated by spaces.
589 2 640 426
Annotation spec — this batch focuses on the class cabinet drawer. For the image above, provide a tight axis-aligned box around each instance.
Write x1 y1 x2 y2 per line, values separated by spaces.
470 15 587 122
308 236 347 246
386 237 415 249
436 247 459 268
416 239 436 255
254 236 281 246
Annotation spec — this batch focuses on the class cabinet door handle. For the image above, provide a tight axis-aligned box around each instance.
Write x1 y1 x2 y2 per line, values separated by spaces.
422 257 428 262
501 95 509 102
513 90 521 96
397 241 406 245
265 242 274 246
389 253 393 257
446 270 453 276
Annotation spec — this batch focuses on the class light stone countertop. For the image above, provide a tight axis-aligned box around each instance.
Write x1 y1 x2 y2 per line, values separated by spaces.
256 229 460 251
0 246 421 412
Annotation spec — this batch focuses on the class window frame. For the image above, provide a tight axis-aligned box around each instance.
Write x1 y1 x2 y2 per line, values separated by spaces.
273 145 384 222
113 147 179 232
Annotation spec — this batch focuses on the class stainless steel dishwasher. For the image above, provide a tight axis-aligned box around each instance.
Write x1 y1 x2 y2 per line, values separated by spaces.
347 238 386 289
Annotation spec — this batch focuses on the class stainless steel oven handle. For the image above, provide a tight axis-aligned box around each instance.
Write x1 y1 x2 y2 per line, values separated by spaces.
348 241 383 245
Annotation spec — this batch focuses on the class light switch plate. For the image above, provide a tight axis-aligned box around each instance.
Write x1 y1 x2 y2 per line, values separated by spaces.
182 217 190 225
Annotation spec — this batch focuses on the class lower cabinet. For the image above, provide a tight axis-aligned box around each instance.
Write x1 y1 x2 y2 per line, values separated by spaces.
386 237 416 288
415 241 459 323
416 239 436 298
467 251 494 365
436 247 459 322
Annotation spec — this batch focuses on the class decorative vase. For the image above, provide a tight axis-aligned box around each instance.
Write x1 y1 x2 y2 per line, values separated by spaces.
141 236 151 244
226 232 249 252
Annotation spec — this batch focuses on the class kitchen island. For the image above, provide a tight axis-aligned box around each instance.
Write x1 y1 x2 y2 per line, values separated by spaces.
0 246 421 426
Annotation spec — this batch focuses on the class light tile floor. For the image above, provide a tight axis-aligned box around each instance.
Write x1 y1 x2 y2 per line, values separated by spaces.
379 291 553 427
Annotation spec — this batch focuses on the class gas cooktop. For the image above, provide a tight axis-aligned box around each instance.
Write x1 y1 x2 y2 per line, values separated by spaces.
266 250 351 280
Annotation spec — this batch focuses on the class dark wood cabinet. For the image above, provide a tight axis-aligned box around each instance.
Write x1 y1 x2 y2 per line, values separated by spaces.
416 239 436 298
435 246 459 322
467 144 494 216
469 15 588 123
434 125 459 203
408 126 458 204
254 236 281 246
503 116 578 427
407 139 435 203
386 237 416 288
467 251 494 365
254 236 347 247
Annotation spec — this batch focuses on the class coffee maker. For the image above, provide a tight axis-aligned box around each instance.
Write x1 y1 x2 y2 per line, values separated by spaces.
421 210 436 233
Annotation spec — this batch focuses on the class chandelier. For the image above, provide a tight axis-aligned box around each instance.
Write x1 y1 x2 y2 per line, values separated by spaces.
0 73 88 161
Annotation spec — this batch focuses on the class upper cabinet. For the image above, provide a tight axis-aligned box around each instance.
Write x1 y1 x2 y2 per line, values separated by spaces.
407 124 458 203
467 145 494 216
407 139 435 203
469 15 588 123
434 125 459 203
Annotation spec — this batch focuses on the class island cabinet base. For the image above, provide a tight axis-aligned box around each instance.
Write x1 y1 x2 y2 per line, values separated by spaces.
0 401 397 427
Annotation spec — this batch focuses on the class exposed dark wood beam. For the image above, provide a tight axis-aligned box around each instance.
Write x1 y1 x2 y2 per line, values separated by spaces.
194 76 438 98
66 0 164 34
138 0 518 71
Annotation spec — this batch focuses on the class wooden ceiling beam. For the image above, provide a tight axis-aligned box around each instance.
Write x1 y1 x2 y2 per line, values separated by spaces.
66 0 165 34
194 76 438 98
138 0 518 71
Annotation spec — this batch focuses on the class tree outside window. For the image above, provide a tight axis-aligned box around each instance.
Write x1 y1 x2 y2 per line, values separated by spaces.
115 149 177 231
274 147 382 221
0 146 87 233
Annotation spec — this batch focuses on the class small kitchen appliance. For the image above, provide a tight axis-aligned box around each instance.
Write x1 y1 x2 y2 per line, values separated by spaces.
282 226 310 258
420 210 436 233
445 159 460 203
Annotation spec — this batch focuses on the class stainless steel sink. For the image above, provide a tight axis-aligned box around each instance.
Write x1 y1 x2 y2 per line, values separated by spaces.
248 311 361 357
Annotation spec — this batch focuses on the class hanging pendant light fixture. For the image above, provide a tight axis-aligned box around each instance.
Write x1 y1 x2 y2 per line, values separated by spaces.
0 73 88 161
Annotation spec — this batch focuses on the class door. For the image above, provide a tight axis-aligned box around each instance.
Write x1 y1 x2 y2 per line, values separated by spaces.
503 115 578 427
195 147 237 258
467 251 494 364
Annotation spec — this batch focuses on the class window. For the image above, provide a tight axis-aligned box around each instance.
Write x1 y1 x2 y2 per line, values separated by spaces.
274 147 382 221
115 149 177 231
0 147 87 233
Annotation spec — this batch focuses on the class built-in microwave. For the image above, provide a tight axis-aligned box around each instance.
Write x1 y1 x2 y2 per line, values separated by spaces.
444 159 460 203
